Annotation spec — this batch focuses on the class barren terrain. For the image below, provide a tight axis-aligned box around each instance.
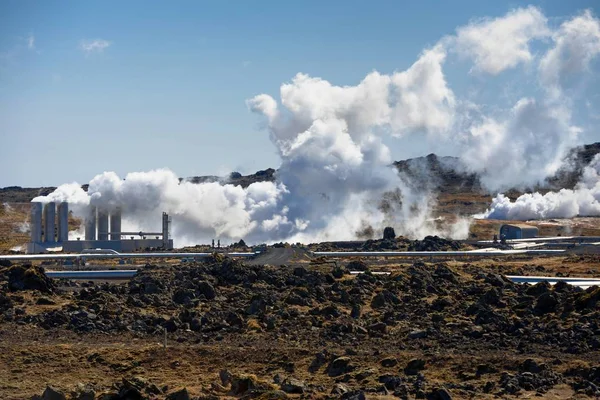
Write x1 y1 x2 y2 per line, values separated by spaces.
1 144 599 399
0 251 599 399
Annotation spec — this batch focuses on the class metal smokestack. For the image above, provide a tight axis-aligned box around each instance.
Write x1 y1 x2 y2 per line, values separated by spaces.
97 209 109 240
84 207 97 241
162 212 171 248
110 208 121 240
44 202 56 243
30 202 43 243
57 202 69 242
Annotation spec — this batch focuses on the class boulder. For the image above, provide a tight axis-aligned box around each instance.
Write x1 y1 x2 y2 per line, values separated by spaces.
327 356 354 377
408 329 428 339
346 260 369 271
430 387 452 400
379 375 402 390
197 281 216 300
292 267 307 277
535 292 558 313
219 369 232 386
230 374 272 395
36 296 56 305
383 227 396 240
380 357 398 368
0 293 13 312
280 377 305 394
405 358 426 375
342 390 366 400
368 322 387 335
166 388 190 400
331 383 350 396
42 386 66 400
6 265 55 293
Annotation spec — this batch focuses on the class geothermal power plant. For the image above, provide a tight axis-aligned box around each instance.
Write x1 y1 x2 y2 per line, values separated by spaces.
26 202 173 253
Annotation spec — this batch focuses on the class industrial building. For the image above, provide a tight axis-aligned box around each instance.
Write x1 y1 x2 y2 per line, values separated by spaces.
26 202 173 253
499 224 539 240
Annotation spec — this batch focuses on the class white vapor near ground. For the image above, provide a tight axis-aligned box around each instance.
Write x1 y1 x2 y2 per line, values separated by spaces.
478 9 600 220
483 154 600 220
33 6 600 243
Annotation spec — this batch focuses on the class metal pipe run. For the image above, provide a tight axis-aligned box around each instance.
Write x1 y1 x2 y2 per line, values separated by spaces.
506 275 600 283
346 271 600 289
313 249 565 257
506 275 600 290
97 231 164 237
45 270 138 279
0 252 259 261
478 236 600 244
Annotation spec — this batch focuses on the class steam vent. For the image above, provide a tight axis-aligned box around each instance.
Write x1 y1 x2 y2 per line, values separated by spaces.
26 202 173 253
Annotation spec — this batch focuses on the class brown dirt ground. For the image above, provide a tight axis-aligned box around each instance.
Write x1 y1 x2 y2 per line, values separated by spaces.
1 256 599 399
0 323 596 400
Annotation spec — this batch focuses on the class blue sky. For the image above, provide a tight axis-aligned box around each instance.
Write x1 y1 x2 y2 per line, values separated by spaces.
1 0 599 187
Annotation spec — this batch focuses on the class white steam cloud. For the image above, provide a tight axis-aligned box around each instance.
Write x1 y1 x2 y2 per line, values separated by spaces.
33 7 600 243
539 10 600 99
477 9 600 221
459 98 580 190
453 5 550 75
483 154 600 220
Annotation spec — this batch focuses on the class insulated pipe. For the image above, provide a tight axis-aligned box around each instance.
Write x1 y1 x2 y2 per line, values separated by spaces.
110 209 121 240
45 270 138 279
43 202 56 243
57 202 69 242
0 252 259 261
98 231 163 236
478 236 600 243
313 250 565 257
84 207 96 241
30 202 43 242
97 210 109 241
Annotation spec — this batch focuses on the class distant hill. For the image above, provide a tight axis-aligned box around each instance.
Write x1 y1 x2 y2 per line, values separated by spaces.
546 142 600 189
0 186 56 204
183 168 276 188
1 142 598 204
393 153 481 194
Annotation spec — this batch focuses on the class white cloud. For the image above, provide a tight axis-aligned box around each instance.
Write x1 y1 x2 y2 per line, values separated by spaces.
27 34 35 50
247 94 279 122
453 6 550 75
459 97 580 190
389 45 455 135
79 39 111 54
30 5 600 243
539 10 600 97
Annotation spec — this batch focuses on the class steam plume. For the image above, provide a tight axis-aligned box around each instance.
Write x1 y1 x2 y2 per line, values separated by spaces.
32 7 600 244
483 154 600 220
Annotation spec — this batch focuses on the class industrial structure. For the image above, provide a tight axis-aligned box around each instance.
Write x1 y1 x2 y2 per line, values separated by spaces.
499 224 539 240
26 201 173 253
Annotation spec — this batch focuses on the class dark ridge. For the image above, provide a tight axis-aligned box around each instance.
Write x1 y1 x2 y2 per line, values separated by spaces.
546 142 600 189
393 153 482 194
